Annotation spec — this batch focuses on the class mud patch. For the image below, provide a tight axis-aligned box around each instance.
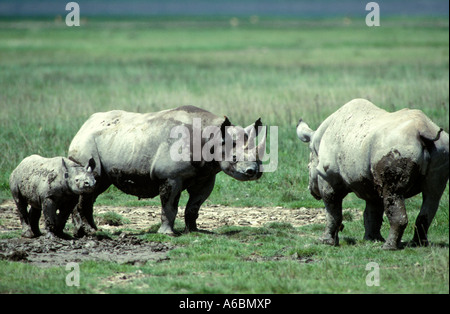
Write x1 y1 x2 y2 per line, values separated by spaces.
0 235 172 267
0 199 361 267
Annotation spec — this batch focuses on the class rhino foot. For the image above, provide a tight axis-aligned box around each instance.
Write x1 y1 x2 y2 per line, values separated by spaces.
381 239 405 250
22 228 39 238
319 235 339 246
364 234 385 242
408 238 429 248
157 224 176 236
74 225 97 238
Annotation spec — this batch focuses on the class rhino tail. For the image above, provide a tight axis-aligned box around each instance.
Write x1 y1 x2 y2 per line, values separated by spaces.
419 127 443 153
420 127 443 142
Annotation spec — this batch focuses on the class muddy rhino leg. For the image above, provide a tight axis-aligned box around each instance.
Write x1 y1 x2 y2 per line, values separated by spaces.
28 206 42 237
42 198 58 238
184 175 216 233
321 199 344 246
72 194 97 237
382 194 408 250
55 205 74 239
158 178 182 235
363 199 385 242
14 197 35 238
73 179 110 237
318 176 346 246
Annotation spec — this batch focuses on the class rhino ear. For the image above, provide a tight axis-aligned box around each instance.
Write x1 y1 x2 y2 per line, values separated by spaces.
86 157 96 172
296 119 314 143
62 158 69 179
244 118 262 137
220 116 232 141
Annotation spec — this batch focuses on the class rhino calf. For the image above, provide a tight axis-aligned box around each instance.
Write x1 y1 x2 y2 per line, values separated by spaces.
297 99 449 250
9 155 96 238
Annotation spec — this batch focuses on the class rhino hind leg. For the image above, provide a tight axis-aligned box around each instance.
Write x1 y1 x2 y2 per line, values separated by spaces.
382 194 408 250
184 175 216 233
363 199 385 242
158 178 182 235
321 197 344 246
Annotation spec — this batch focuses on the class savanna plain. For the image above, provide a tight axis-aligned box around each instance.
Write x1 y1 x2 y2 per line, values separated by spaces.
0 16 448 293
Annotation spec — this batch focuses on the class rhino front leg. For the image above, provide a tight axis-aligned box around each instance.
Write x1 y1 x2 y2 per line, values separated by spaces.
363 199 385 242
42 198 58 238
412 188 445 247
72 194 97 237
185 175 216 233
412 161 448 247
28 206 42 237
158 178 182 235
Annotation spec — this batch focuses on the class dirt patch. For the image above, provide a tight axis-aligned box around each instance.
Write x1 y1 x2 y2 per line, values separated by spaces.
0 199 361 267
0 235 172 267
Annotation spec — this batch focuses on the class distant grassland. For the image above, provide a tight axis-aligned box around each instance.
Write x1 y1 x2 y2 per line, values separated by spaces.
0 17 448 211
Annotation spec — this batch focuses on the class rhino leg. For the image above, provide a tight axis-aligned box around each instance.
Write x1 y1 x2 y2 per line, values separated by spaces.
412 172 448 247
158 178 182 235
321 199 343 246
54 205 74 239
14 196 36 238
382 194 408 250
42 198 58 237
72 194 97 237
363 199 385 242
318 176 346 246
184 175 216 233
28 206 42 237
72 178 110 237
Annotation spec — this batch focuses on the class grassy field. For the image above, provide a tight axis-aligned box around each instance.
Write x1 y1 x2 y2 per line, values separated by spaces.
0 16 449 294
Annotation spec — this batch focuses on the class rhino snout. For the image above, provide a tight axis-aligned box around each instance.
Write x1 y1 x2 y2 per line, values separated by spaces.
85 178 95 187
73 177 96 193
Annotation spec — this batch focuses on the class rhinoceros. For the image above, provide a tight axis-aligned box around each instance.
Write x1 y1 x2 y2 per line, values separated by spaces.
297 99 449 250
9 155 96 238
68 105 266 236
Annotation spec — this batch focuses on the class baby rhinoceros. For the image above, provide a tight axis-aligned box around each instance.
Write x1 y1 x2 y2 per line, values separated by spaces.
10 155 96 239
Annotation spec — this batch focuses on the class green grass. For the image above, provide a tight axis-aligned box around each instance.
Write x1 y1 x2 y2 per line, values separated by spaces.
0 16 448 294
1 214 448 294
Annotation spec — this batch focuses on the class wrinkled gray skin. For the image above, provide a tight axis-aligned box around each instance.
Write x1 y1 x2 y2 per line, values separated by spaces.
9 155 96 238
297 99 449 250
68 105 265 236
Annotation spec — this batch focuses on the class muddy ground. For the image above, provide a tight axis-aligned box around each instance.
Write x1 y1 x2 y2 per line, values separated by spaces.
0 200 360 267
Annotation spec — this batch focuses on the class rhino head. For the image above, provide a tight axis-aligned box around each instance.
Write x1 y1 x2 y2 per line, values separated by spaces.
216 117 266 181
62 157 97 194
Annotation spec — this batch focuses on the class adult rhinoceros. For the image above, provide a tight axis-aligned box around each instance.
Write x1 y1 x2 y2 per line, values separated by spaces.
297 99 449 250
68 105 266 236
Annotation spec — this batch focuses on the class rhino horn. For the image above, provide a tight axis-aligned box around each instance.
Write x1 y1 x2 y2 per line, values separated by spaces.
256 124 267 161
